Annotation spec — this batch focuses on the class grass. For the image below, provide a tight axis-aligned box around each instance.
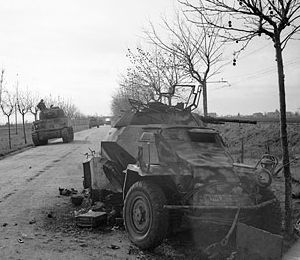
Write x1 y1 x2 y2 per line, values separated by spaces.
212 121 300 160
0 124 33 156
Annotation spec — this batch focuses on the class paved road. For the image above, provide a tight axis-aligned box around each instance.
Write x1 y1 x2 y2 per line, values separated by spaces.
0 126 133 260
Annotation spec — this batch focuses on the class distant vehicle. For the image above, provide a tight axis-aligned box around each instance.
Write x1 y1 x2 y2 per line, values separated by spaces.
104 118 111 125
31 107 74 146
89 117 100 128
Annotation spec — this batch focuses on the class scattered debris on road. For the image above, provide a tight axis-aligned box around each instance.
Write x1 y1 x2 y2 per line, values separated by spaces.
47 212 54 218
29 218 36 224
71 194 84 206
107 244 120 250
59 187 78 196
75 210 107 228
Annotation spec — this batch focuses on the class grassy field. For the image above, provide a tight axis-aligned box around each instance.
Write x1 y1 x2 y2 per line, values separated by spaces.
212 121 300 160
0 124 33 156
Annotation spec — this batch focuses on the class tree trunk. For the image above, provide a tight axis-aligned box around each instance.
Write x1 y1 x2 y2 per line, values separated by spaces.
202 81 208 116
22 114 27 144
274 33 292 235
15 104 18 135
7 116 11 149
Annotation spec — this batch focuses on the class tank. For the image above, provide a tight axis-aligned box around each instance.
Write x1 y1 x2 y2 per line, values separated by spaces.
31 106 74 146
89 117 100 128
83 89 281 250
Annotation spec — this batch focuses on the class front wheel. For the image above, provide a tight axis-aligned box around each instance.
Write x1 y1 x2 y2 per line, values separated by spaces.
32 133 40 146
62 128 70 143
124 181 169 249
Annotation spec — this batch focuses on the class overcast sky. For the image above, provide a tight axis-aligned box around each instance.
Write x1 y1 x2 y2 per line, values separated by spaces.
0 0 299 118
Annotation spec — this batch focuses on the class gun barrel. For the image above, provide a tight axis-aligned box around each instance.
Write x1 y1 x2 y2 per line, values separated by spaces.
200 116 257 125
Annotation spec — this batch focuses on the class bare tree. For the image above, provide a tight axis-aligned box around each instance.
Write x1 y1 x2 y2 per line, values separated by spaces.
60 100 79 118
1 90 15 149
17 89 31 144
0 69 4 105
28 92 40 121
111 87 132 117
146 13 225 115
125 47 186 105
181 0 300 234
44 95 79 118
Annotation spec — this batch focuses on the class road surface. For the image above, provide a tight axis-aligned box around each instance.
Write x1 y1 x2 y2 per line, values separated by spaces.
0 127 137 260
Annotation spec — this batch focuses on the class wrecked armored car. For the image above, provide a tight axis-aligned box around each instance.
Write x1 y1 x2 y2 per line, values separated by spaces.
83 103 281 249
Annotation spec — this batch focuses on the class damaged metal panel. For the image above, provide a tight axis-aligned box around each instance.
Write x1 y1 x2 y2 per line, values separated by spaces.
84 157 119 193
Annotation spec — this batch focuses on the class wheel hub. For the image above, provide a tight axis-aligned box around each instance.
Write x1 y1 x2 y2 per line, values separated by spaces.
133 206 146 224
131 198 150 233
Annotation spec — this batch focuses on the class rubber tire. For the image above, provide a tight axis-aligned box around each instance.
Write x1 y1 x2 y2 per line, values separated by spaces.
124 181 169 250
68 127 74 142
62 128 70 143
32 133 40 146
39 139 48 145
256 188 282 235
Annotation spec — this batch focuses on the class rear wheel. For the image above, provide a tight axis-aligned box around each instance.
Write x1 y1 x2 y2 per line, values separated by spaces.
62 128 70 143
124 181 169 249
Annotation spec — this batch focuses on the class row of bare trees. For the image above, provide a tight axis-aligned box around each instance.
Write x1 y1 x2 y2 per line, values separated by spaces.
113 13 225 117
0 70 83 149
112 0 300 235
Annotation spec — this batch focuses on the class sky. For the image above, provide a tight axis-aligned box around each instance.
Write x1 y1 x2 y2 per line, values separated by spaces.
0 0 299 118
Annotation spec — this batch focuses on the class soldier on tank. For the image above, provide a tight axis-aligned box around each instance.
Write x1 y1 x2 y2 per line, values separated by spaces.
37 99 48 120
37 99 47 111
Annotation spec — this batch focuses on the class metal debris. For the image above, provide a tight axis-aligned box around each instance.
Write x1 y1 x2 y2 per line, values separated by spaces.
294 218 300 234
71 194 84 206
107 244 120 250
59 187 78 196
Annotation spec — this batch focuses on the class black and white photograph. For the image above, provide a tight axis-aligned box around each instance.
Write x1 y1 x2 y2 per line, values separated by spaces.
0 1 300 259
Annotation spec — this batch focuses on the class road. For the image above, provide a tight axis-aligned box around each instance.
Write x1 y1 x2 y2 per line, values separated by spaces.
0 127 136 260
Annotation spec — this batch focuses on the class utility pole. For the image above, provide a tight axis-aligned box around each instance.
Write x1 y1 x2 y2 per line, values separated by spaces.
0 69 4 104
15 74 19 135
